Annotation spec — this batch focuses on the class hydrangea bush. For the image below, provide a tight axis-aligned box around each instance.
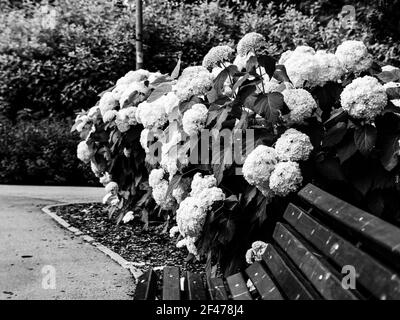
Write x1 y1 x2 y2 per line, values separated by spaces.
74 34 400 276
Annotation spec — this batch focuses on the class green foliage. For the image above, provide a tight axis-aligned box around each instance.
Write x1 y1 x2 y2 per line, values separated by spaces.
0 0 136 119
0 116 98 185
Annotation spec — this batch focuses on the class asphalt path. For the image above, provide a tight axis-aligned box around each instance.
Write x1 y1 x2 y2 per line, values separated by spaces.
0 185 135 300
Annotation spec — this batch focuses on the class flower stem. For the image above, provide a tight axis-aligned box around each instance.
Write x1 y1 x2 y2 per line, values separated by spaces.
221 62 236 98
253 50 265 94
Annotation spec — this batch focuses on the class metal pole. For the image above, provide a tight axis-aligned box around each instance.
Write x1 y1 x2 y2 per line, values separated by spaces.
135 0 143 70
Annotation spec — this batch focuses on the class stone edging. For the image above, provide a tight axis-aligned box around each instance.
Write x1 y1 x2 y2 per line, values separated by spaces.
41 203 144 281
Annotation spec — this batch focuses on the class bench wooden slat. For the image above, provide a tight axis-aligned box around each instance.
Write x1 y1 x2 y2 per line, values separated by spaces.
262 244 316 300
186 272 207 300
274 223 358 300
284 203 400 300
133 269 158 300
162 266 181 300
244 261 283 300
207 277 229 300
226 272 253 300
299 184 400 262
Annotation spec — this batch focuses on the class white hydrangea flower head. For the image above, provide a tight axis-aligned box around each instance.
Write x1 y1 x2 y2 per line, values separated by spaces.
102 192 114 205
176 237 199 256
159 130 186 177
114 109 133 133
110 197 120 206
185 237 199 257
176 196 207 239
105 181 119 194
99 91 118 116
340 76 388 120
190 173 217 196
295 45 316 55
122 211 134 224
245 248 254 264
77 141 92 163
75 115 90 132
152 180 175 210
99 172 112 186
140 128 151 152
169 225 180 238
102 110 118 123
114 107 137 133
278 50 293 65
160 151 179 177
111 83 128 101
160 92 180 115
115 120 130 133
245 241 268 264
87 106 100 120
313 50 345 86
283 49 319 88
176 238 186 249
242 145 278 196
197 187 225 211
116 69 150 87
335 40 373 74
121 106 138 125
275 128 314 162
233 53 253 72
262 79 282 93
119 81 149 108
136 99 168 129
175 66 213 101
237 32 266 57
148 168 165 188
269 161 303 196
202 45 234 69
182 103 208 136
282 88 317 123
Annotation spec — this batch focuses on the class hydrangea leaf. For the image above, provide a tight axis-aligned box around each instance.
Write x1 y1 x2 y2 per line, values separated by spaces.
380 134 400 171
386 87 400 100
272 64 291 83
257 55 276 79
377 71 400 83
252 92 284 123
336 135 357 163
354 124 377 155
146 82 173 103
322 122 347 147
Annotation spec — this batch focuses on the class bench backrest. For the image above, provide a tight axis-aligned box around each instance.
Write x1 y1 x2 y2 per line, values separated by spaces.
134 184 400 300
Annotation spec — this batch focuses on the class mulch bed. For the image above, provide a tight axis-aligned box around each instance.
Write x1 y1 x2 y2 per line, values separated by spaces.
52 203 204 274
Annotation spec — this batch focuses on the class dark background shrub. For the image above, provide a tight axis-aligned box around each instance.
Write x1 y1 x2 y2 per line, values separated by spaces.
0 116 97 185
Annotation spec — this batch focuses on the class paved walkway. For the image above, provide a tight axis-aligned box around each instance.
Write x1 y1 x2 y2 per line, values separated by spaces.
0 185 135 300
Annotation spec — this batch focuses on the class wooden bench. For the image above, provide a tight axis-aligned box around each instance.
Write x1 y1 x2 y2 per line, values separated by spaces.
134 183 400 300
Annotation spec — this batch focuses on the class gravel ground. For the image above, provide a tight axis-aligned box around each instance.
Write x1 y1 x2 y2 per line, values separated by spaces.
52 203 204 274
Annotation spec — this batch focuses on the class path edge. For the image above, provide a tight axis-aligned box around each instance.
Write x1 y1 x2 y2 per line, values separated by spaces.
41 203 144 281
